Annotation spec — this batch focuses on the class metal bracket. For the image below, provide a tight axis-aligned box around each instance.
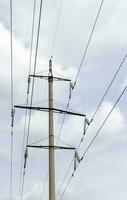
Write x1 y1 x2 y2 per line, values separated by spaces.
15 106 86 117
30 74 71 82
27 145 76 150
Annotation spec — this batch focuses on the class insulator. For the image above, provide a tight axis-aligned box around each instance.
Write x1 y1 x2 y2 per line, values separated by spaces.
70 82 74 90
28 76 31 83
11 108 15 127
74 153 76 171
83 117 91 135
85 117 90 126
24 148 28 159
83 118 86 135
90 118 93 123
80 156 83 161
69 83 72 99
24 160 26 169
69 82 74 99
24 148 28 169
27 76 31 94
75 151 80 163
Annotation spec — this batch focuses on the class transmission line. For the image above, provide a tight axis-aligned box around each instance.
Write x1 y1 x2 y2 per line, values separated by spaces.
58 86 127 200
56 0 105 149
56 51 127 198
10 0 14 199
18 0 37 196
56 0 105 196
51 0 63 57
74 0 105 86
91 53 127 120
40 1 105 196
39 1 64 197
20 0 44 199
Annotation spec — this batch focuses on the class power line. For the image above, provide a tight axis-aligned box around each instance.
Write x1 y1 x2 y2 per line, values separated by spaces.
26 0 44 144
56 51 127 198
56 158 73 198
56 1 105 195
56 0 105 145
81 88 127 159
10 0 14 199
20 0 44 199
40 1 105 195
18 0 37 196
39 0 64 195
51 0 63 57
74 0 105 86
91 53 127 120
58 86 127 200
40 172 49 200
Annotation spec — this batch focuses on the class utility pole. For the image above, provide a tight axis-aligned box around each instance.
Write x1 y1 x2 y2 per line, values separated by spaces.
15 59 86 200
48 59 55 200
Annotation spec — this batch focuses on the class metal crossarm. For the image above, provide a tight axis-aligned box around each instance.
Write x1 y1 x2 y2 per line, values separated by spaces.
27 145 76 150
15 105 86 117
30 74 71 82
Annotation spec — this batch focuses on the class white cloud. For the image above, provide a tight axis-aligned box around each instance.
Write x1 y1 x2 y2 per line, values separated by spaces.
0 0 127 199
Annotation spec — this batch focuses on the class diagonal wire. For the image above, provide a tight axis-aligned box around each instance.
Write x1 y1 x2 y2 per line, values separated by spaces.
18 0 37 196
91 53 127 120
51 0 63 57
56 0 105 150
58 86 127 200
39 0 63 197
56 52 127 198
20 0 44 199
40 172 49 200
10 0 14 199
40 1 105 196
56 0 105 196
74 0 104 86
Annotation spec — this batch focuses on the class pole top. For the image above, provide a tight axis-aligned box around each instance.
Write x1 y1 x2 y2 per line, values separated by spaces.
49 58 53 76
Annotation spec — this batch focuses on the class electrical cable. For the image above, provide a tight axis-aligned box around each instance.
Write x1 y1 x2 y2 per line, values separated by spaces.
56 52 127 198
51 0 63 58
18 0 37 196
91 53 127 120
40 172 49 200
58 86 127 200
20 0 44 199
74 0 104 86
56 1 105 196
56 0 105 147
40 0 104 192
10 0 14 199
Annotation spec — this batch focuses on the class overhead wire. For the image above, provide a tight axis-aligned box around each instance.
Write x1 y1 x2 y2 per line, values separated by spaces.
18 0 37 196
39 0 63 197
58 85 127 200
74 0 104 86
20 0 44 199
91 53 127 119
39 172 49 200
56 0 105 196
56 0 105 147
10 0 14 199
56 51 127 198
40 0 103 192
51 0 63 58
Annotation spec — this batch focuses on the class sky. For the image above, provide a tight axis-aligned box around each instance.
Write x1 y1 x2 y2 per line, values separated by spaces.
0 0 127 199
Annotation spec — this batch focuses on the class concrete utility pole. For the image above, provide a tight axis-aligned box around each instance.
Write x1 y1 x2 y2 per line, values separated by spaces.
15 60 86 200
48 59 55 200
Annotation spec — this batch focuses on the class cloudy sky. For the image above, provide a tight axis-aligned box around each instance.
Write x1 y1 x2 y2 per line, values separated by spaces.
0 0 127 199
